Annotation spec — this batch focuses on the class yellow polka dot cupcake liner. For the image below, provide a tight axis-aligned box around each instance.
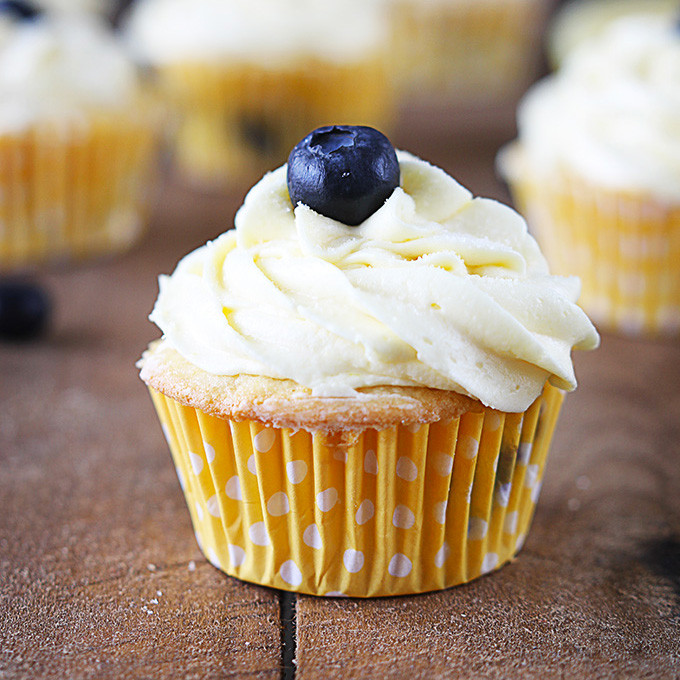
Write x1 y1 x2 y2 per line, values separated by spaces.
506 168 680 336
147 382 564 598
0 110 159 272
388 0 548 104
155 57 393 189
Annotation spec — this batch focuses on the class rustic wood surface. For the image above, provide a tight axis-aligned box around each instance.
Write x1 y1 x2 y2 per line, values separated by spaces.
1 118 679 680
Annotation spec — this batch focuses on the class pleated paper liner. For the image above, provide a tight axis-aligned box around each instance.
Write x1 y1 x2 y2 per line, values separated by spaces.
148 382 564 598
0 108 159 272
154 56 393 189
501 148 680 336
389 0 548 102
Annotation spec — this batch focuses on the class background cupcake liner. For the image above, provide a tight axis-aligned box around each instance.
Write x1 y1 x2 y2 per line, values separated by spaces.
154 57 393 189
0 111 159 272
148 382 564 598
388 0 550 103
505 162 680 336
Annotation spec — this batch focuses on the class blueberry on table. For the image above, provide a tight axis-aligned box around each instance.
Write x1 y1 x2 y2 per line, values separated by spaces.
0 281 50 342
0 0 41 21
287 125 400 226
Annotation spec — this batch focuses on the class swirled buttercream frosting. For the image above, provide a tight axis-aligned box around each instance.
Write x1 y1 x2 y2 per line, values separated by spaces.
150 152 599 412
517 14 680 201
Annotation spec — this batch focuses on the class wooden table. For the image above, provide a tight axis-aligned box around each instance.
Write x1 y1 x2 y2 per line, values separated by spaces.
2 120 679 680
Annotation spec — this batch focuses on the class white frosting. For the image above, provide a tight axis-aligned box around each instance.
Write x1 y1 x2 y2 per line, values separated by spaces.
123 0 388 67
0 13 141 133
517 15 680 201
150 153 599 413
549 0 679 65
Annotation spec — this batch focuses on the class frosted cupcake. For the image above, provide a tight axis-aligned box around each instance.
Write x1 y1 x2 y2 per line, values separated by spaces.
123 0 393 189
499 15 680 335
0 4 160 271
548 0 679 67
139 125 599 597
385 0 551 107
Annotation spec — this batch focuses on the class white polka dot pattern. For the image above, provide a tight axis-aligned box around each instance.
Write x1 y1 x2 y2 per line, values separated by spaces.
189 452 203 475
481 553 499 574
246 454 257 475
343 549 365 574
286 460 307 484
149 380 563 597
518 442 532 465
207 546 220 568
364 450 378 475
434 542 450 568
226 545 244 567
434 501 447 525
396 457 418 481
254 428 275 453
468 517 488 540
388 553 412 578
225 475 242 501
280 560 303 587
303 524 322 550
504 511 518 535
355 499 374 526
495 483 512 507
393 504 415 529
206 494 221 518
267 492 290 517
460 436 479 460
248 521 270 546
436 453 454 476
316 487 338 512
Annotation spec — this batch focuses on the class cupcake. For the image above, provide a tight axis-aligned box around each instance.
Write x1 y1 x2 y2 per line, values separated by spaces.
123 0 393 189
548 0 679 68
138 125 599 597
499 14 680 335
0 3 160 272
384 0 551 108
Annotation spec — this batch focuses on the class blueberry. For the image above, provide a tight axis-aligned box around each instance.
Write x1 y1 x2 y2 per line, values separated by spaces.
287 125 400 226
0 0 41 21
0 280 50 342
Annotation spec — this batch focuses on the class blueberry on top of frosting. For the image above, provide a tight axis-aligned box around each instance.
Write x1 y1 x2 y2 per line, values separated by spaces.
0 0 41 21
287 125 400 226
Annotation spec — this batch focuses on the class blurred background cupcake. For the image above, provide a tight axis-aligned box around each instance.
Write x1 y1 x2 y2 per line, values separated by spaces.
384 0 554 136
122 0 394 191
548 0 679 67
0 2 161 272
499 12 680 336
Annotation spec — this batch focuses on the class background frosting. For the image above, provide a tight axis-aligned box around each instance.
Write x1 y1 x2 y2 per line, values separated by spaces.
0 13 141 133
124 0 388 67
150 153 598 413
516 14 680 201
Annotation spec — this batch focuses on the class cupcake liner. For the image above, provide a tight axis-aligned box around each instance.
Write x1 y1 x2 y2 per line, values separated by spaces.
148 382 564 598
388 0 549 103
504 158 680 335
0 110 159 272
155 57 393 188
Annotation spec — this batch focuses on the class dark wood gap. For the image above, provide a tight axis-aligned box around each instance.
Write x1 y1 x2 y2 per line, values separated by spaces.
279 590 297 680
